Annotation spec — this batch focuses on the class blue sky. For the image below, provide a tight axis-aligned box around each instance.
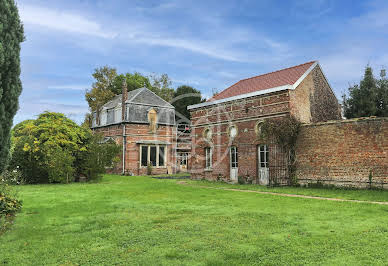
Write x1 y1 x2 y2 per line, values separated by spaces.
15 0 388 124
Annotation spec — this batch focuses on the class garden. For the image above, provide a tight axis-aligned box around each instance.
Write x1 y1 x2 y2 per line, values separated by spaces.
1 174 388 265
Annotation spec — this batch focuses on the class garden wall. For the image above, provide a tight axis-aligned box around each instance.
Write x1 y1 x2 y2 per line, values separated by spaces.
296 117 388 188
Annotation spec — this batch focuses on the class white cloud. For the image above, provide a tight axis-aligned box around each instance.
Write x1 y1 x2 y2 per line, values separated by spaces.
19 5 116 39
48 84 89 91
18 4 288 63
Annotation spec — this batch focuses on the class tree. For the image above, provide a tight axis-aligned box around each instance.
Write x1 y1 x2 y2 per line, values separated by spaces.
85 66 118 122
172 85 204 123
0 0 24 174
376 69 388 117
149 73 175 102
84 68 176 122
114 72 152 93
9 112 120 183
342 65 388 118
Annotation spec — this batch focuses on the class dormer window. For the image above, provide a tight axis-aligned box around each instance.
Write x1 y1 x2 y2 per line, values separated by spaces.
107 108 115 124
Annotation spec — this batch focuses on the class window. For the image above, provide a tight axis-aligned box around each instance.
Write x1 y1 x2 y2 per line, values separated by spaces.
230 146 238 168
141 146 148 167
205 147 212 169
140 145 167 167
159 146 165 167
259 145 269 168
150 146 157 166
179 152 188 166
107 108 115 124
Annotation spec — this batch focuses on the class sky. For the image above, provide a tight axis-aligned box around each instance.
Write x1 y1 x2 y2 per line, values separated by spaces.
14 0 388 124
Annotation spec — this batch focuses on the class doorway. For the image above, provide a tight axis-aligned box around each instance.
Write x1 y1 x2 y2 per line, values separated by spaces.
258 145 269 185
230 146 238 182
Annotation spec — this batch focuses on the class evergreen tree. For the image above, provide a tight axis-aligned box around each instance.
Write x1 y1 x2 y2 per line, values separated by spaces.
376 69 388 117
0 0 24 173
343 66 379 118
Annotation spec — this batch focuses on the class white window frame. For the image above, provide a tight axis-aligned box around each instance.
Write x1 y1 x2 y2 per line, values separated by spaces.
259 145 269 169
178 152 188 166
205 147 212 169
230 146 238 168
139 145 167 168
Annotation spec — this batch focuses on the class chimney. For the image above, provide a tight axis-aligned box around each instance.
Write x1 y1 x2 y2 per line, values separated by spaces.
122 80 128 121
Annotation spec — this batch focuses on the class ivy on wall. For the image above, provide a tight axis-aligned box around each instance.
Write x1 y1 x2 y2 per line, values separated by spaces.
260 116 301 185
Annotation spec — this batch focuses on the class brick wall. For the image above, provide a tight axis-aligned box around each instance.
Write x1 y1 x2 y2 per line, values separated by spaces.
190 91 290 180
296 117 388 188
93 123 176 175
289 65 341 123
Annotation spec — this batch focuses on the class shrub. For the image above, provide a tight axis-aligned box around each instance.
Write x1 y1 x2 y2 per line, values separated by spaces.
10 112 120 184
0 183 22 233
147 164 153 175
78 134 121 181
0 168 24 185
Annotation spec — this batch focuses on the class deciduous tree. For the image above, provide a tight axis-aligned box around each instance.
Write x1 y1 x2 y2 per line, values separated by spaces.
172 85 204 123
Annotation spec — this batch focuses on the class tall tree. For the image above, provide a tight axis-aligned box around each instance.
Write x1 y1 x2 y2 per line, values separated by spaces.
0 0 24 173
149 73 175 102
114 72 152 93
376 69 388 117
172 85 204 123
342 66 379 118
85 66 118 114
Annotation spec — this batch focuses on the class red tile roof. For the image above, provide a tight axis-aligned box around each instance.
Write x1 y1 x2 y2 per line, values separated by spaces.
210 61 316 101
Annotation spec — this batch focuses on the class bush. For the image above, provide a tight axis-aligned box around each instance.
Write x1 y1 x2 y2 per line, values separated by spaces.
0 168 24 185
78 134 121 181
10 112 120 184
0 183 22 233
147 164 153 175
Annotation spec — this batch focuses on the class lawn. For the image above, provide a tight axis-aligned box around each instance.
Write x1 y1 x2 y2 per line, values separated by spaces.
1 175 388 265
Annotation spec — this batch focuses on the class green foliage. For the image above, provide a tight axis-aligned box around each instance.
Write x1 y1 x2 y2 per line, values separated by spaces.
78 134 121 181
147 163 152 175
172 85 204 122
0 168 24 185
0 181 22 233
0 183 21 216
0 0 25 174
149 73 175 102
114 72 152 94
85 67 177 117
85 66 117 115
260 116 301 150
9 112 120 183
343 66 388 118
260 116 301 186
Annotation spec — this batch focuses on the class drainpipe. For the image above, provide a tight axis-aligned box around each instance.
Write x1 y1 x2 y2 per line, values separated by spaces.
122 124 126 175
121 80 128 175
175 121 178 174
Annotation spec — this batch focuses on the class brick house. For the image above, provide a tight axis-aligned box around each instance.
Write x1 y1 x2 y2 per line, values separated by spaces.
188 61 342 184
91 84 178 175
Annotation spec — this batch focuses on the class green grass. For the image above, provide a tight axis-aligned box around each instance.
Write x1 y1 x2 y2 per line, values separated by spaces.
1 175 388 265
185 179 388 203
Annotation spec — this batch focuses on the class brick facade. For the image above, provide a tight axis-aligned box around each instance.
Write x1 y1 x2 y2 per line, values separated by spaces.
296 117 388 188
94 123 177 175
189 64 341 182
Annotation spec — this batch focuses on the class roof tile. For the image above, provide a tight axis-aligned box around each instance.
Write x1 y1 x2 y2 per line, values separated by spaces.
210 61 316 101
